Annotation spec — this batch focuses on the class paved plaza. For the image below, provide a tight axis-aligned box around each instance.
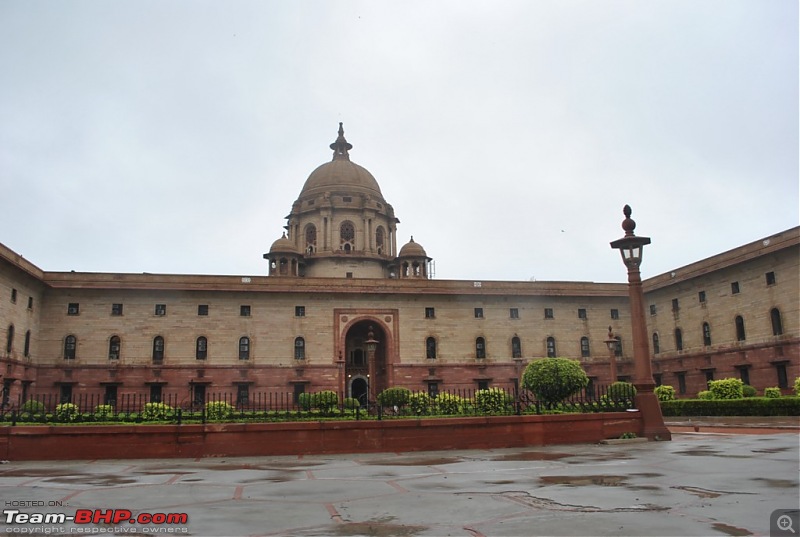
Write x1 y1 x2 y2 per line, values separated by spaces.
0 431 797 537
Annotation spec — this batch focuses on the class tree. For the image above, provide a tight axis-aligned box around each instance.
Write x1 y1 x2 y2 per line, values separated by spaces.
522 358 589 408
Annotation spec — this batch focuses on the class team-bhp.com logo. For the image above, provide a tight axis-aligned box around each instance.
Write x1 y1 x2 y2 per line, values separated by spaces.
4 509 188 533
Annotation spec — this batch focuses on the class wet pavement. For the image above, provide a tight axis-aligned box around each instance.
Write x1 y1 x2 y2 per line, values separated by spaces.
0 430 797 536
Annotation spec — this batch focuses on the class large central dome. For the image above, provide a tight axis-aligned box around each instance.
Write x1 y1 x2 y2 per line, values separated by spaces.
298 123 384 200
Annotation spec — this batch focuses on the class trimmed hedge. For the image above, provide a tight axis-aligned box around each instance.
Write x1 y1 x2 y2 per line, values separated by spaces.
660 397 800 416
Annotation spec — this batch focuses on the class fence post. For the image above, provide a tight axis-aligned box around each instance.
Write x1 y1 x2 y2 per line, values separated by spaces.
176 408 182 425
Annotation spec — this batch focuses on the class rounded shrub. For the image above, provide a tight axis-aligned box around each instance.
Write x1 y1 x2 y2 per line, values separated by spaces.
343 397 360 410
205 401 234 420
764 387 782 398
608 382 637 401
297 392 313 411
654 385 675 402
707 378 744 399
474 388 514 414
55 403 79 422
311 391 339 413
408 392 432 415
377 387 411 408
522 358 589 407
794 377 800 397
742 384 757 398
20 400 46 414
697 390 714 400
94 404 115 419
434 393 466 415
142 402 174 420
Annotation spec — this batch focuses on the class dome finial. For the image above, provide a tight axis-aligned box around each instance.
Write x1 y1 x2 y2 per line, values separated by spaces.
330 122 353 161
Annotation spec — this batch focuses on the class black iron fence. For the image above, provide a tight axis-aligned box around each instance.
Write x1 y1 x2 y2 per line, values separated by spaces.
0 384 635 425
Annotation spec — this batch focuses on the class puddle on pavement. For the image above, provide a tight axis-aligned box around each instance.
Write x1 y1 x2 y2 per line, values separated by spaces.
752 477 797 488
361 457 463 466
711 522 752 536
751 447 790 454
0 469 77 478
673 486 722 498
490 451 570 461
540 475 627 486
332 522 427 537
45 475 138 486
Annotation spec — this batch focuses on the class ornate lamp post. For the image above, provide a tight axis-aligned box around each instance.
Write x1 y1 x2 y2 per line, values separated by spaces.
365 327 379 403
610 205 671 441
603 326 619 383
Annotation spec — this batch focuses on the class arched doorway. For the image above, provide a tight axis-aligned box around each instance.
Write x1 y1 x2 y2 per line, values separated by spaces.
344 320 387 402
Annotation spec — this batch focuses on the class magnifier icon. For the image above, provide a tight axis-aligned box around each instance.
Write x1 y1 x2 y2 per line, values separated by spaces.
778 514 796 534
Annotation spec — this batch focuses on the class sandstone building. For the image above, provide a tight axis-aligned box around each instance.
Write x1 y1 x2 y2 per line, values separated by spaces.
1 125 797 407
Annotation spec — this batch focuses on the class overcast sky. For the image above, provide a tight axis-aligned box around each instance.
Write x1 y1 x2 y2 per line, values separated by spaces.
1 1 797 283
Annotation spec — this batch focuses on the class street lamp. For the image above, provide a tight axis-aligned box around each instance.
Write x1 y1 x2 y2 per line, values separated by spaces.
603 326 618 383
365 326 379 403
610 205 671 441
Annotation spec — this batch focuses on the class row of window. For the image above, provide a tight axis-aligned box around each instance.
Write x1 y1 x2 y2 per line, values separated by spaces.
649 272 778 316
61 335 307 361
425 334 620 360
67 303 308 318
651 308 784 354
656 361 790 394
8 288 34 309
425 307 621 320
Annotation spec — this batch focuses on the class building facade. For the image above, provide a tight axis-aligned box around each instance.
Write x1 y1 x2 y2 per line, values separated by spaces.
1 125 797 406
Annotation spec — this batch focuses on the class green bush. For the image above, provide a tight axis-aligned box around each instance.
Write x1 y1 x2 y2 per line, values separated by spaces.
297 392 313 411
434 393 466 414
55 403 79 421
343 397 360 410
205 401 234 420
742 384 757 398
408 392 432 415
608 382 637 400
764 387 782 398
654 385 675 402
20 400 46 414
660 397 800 416
474 388 514 414
141 402 175 420
707 378 744 399
377 387 411 408
94 404 115 418
697 390 714 400
794 377 800 397
311 391 339 413
522 358 589 407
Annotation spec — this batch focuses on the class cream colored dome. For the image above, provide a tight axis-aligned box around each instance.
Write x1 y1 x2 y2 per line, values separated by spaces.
398 236 427 257
269 233 299 254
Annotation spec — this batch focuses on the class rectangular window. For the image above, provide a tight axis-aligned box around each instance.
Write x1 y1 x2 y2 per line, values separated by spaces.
578 308 587 320
731 281 740 294
738 366 750 386
698 290 706 303
676 372 686 395
766 271 776 285
10 289 17 303
240 305 251 317
427 382 439 398
193 384 206 406
198 305 209 316
425 307 435 319
295 306 305 317
477 380 489 391
510 308 519 319
27 296 33 310
293 383 306 404
653 374 662 387
346 272 353 278
104 385 117 406
155 304 166 316
59 384 73 404
776 363 788 388
236 384 250 406
671 298 679 312
149 384 163 403
67 303 80 315
544 308 554 319
474 307 483 319
704 369 715 383
649 304 657 316
610 309 619 320
111 303 123 316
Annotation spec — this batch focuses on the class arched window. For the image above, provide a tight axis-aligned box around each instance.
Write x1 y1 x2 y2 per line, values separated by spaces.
64 335 77 360
734 315 746 341
652 332 660 354
108 336 121 360
305 224 317 253
196 336 208 360
580 336 590 358
24 330 31 357
674 328 683 351
546 337 556 358
476 337 486 359
614 336 623 357
512 336 522 358
771 308 783 336
340 221 355 252
376 226 385 255
153 336 165 362
426 337 437 359
5 324 13 354
239 336 250 360
702 322 712 346
294 337 305 360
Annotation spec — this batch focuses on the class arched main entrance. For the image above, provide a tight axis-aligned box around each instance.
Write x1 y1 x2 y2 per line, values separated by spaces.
344 321 387 403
